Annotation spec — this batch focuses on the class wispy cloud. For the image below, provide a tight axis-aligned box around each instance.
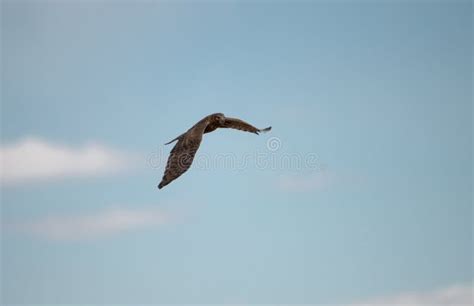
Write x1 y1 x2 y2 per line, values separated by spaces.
9 207 172 241
0 137 135 185
347 283 473 306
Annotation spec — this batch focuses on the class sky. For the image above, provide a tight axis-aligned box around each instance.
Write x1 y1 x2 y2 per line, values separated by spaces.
1 0 472 305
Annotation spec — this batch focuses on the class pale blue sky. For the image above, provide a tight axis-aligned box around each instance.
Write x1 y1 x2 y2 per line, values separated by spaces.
1 0 472 304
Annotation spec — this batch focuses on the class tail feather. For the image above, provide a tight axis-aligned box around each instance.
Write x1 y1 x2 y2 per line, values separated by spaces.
259 126 272 133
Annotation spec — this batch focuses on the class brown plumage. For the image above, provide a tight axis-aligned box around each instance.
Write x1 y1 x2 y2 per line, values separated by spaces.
158 113 271 189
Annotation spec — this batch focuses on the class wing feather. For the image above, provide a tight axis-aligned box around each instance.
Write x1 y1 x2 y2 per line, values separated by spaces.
221 117 271 134
158 134 202 189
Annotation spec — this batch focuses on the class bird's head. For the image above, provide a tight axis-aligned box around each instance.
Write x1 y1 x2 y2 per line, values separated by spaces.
212 113 226 125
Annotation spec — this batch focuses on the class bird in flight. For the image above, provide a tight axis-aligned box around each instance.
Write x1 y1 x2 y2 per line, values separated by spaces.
158 113 271 189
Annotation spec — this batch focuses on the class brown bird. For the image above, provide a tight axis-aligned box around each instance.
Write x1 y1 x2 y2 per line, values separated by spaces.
158 113 271 189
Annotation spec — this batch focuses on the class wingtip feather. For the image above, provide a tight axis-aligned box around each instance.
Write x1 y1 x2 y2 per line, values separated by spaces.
260 126 272 133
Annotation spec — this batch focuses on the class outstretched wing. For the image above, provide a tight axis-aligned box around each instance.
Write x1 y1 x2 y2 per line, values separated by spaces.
221 117 271 135
158 133 202 189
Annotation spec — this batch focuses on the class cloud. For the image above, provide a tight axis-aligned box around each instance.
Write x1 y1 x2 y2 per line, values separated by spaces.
347 283 473 306
9 207 171 241
0 137 135 184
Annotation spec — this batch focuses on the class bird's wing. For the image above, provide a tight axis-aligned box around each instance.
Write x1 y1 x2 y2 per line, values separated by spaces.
220 117 271 135
158 132 202 189
203 122 219 134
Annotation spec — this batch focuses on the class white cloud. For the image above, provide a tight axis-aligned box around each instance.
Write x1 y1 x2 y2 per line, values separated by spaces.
0 137 134 184
11 207 171 241
347 283 473 306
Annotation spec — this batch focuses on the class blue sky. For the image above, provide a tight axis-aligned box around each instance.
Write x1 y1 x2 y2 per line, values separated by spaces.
1 0 472 304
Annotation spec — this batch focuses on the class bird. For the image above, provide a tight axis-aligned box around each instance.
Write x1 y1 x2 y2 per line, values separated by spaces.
158 113 271 189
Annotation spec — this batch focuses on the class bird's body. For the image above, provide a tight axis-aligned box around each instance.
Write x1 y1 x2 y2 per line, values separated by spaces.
158 113 271 189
